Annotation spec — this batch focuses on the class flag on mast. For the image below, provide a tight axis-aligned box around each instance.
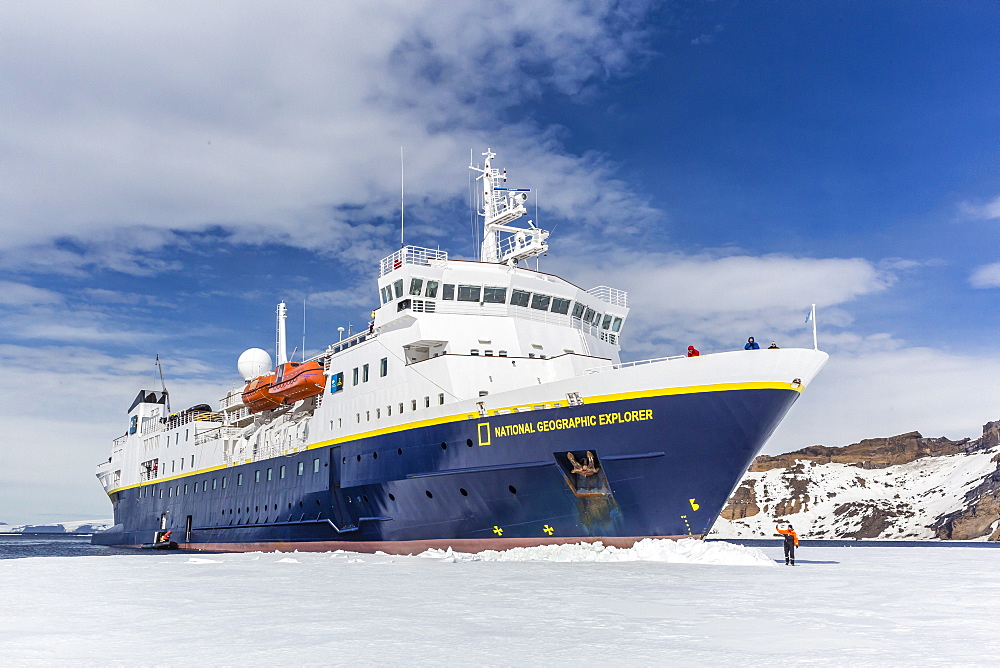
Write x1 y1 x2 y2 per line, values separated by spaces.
805 308 813 323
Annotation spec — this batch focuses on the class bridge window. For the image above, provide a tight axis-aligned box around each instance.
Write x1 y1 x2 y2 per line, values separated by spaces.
380 285 392 304
380 358 388 377
571 302 585 319
442 284 455 300
457 285 481 302
602 314 613 330
551 298 571 315
362 364 369 383
483 286 506 303
353 367 359 386
425 280 439 298
510 290 530 307
583 307 595 324
409 278 424 296
393 279 403 298
530 294 551 311
612 317 623 332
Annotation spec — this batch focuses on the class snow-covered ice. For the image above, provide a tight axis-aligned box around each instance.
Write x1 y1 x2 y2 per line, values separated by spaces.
0 539 997 665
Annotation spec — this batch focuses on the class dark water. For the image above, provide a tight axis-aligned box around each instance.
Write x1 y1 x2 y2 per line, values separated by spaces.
0 534 181 560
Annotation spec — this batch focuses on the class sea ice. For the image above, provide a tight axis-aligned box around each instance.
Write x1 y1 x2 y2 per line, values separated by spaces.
0 541 996 665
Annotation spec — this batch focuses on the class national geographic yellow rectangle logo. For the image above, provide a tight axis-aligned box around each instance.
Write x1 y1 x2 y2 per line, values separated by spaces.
477 422 492 446
492 409 654 439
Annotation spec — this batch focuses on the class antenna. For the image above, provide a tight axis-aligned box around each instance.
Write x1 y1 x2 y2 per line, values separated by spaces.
302 298 306 362
155 354 171 413
276 301 288 365
399 146 406 248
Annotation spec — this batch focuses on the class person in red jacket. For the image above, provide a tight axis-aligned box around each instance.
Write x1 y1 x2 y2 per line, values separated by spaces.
776 523 799 565
687 345 700 357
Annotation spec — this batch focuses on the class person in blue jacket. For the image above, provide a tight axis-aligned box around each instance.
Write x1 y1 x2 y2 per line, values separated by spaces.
744 337 760 350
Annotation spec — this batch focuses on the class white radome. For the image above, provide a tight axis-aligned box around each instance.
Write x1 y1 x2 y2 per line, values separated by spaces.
237 348 273 381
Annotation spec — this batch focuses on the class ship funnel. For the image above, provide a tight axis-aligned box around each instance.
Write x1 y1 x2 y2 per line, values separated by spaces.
276 301 288 365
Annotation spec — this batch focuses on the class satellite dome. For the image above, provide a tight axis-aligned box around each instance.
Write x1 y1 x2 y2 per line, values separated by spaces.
237 348 273 381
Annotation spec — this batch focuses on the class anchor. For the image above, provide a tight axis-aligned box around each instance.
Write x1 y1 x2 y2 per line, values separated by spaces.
567 450 599 476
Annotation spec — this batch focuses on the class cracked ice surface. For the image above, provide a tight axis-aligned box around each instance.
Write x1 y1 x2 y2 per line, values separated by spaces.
0 540 997 665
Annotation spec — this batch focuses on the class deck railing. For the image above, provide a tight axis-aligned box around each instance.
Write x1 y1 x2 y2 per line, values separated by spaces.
587 285 628 308
378 246 449 278
584 355 685 375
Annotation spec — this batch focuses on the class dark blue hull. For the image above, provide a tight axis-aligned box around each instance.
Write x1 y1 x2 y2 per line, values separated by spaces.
93 387 797 553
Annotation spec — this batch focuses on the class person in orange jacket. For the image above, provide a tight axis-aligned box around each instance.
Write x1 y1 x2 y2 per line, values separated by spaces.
776 522 799 565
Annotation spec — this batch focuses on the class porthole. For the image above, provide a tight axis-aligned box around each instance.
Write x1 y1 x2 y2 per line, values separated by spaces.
460 488 468 496
288 503 292 508
342 457 346 464
299 501 303 507
508 485 517 494
466 439 473 447
388 493 396 501
441 442 448 451
357 454 361 462
237 507 241 513
397 448 403 455
373 452 378 459
425 490 433 499
316 499 321 506
255 506 259 512
363 495 370 503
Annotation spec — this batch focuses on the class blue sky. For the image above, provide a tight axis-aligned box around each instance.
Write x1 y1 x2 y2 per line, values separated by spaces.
0 1 997 524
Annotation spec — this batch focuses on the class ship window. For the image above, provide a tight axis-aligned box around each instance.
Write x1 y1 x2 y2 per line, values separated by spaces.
380 358 387 377
593 313 603 327
411 399 417 411
356 413 360 423
190 454 195 467
280 465 286 479
338 417 343 428
510 290 530 307
425 280 439 298
470 349 479 356
397 299 411 312
184 484 188 494
179 458 184 471
438 393 445 405
529 353 535 358
498 350 507 357
297 462 304 476
551 298 571 315
424 396 430 408
366 410 370 421
254 470 260 483
353 367 359 386
530 293 551 311
363 364 369 382
483 286 506 303
393 279 403 298
376 408 381 419
222 476 227 488
168 487 172 497
457 285 481 302
380 285 391 304
399 402 404 413
442 284 455 300
485 350 493 356
571 302 585 319
409 278 424 295
159 489 163 499
602 314 613 330
175 433 179 445
387 405 392 416
583 307 595 324
313 458 320 473
612 317 623 332
212 478 217 490
237 473 243 486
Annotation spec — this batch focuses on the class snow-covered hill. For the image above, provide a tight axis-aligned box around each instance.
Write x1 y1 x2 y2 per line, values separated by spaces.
712 420 1000 540
0 519 112 535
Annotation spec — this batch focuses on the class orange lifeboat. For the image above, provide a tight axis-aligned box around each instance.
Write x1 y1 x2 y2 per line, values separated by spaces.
270 361 327 403
242 373 283 413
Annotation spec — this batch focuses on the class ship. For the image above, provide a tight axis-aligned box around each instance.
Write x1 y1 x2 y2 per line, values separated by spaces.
93 149 828 554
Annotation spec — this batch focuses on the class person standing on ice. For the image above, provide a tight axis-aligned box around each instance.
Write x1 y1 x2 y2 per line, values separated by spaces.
776 523 799 565
744 337 760 350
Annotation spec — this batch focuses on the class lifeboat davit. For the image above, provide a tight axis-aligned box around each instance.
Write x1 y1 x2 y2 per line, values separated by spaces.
242 374 283 413
270 361 326 403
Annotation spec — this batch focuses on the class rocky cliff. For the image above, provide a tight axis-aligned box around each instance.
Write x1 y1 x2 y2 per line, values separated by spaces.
711 420 1000 540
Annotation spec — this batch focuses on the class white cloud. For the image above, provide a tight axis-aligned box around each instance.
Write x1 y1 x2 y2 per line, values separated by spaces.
766 348 1000 454
0 1 657 271
969 262 1000 289
959 195 1000 220
0 281 63 306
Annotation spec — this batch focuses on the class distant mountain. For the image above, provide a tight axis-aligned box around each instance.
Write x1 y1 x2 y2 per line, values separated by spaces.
0 520 112 535
711 420 1000 541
